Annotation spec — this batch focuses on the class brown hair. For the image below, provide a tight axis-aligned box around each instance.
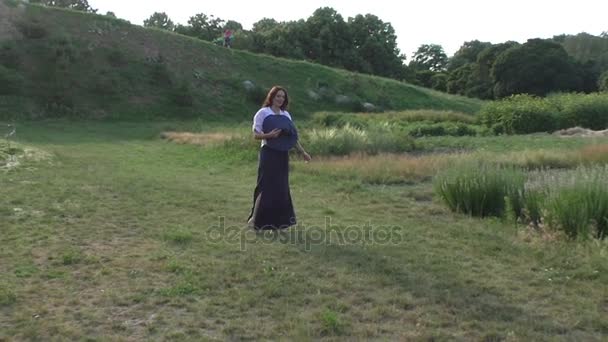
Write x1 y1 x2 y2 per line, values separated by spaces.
262 86 289 110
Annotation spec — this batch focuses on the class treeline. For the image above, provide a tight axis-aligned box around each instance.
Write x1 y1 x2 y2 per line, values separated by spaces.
142 8 408 81
27 0 608 99
412 34 608 99
137 11 608 100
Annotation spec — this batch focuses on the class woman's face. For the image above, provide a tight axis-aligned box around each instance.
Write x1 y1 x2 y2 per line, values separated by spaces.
272 90 286 108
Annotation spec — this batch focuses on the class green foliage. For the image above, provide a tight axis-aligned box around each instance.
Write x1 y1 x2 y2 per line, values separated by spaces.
434 162 525 217
550 93 608 130
405 122 479 137
144 12 175 31
479 94 558 134
492 39 580 98
411 44 448 72
599 71 608 92
29 0 97 13
430 73 448 91
448 40 492 71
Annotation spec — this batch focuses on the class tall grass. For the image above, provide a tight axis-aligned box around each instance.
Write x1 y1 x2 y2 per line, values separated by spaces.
527 167 608 239
303 124 414 156
434 162 525 217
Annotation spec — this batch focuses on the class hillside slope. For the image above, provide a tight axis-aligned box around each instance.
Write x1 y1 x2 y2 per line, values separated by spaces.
0 0 482 121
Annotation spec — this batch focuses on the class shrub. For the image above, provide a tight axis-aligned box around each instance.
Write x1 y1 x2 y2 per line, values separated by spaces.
434 162 525 217
479 94 558 134
599 71 608 92
405 122 479 137
551 93 608 130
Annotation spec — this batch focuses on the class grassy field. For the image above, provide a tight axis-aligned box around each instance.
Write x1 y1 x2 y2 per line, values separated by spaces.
1 121 607 341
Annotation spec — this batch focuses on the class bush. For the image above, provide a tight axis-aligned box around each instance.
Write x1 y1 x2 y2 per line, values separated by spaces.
550 93 608 130
599 71 608 92
405 122 479 137
479 94 558 134
434 162 525 217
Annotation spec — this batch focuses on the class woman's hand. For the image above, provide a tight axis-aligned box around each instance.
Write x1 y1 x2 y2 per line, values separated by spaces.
302 151 312 162
265 128 282 139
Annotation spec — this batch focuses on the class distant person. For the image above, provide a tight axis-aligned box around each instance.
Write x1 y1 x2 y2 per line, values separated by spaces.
247 86 311 230
223 29 233 48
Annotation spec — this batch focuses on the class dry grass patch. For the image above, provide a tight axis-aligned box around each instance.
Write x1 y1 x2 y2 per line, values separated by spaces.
302 152 458 184
160 131 235 146
553 127 608 137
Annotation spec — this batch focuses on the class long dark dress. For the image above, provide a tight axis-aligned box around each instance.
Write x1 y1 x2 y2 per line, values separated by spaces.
246 145 296 230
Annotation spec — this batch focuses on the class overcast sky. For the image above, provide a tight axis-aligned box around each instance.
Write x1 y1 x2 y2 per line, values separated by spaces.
88 0 607 58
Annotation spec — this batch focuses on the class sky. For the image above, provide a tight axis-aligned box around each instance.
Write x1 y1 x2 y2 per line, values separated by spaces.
88 0 607 59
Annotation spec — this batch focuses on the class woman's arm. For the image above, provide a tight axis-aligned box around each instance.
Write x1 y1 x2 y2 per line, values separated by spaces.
295 141 312 162
254 129 281 140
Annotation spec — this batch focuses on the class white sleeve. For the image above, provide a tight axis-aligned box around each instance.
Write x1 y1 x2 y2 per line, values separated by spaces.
252 109 264 133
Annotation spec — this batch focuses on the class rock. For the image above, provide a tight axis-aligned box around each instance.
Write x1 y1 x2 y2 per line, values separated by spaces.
335 95 351 104
307 90 320 100
362 102 376 112
242 80 255 91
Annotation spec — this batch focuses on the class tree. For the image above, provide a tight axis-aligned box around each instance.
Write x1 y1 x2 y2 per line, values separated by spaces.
186 13 224 41
448 40 492 71
252 18 279 32
348 14 405 78
224 20 243 32
144 12 175 31
492 39 581 97
105 11 116 18
305 7 352 66
29 0 97 13
411 44 448 72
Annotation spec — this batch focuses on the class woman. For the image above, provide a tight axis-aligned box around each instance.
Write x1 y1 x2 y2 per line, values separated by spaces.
246 86 311 230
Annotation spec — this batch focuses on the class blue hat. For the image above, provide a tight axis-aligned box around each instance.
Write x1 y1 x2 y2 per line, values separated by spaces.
262 114 298 151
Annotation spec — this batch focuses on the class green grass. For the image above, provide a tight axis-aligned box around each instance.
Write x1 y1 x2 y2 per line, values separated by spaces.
1 120 607 340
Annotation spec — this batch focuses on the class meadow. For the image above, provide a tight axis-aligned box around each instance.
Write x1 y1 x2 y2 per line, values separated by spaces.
1 118 607 341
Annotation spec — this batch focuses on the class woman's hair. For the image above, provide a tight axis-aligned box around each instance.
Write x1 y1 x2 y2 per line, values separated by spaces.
262 86 289 110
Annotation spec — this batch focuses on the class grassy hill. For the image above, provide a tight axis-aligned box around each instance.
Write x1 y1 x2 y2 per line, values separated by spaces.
0 0 482 121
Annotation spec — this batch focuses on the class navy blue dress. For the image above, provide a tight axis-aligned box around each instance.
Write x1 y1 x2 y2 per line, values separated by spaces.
247 145 296 230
